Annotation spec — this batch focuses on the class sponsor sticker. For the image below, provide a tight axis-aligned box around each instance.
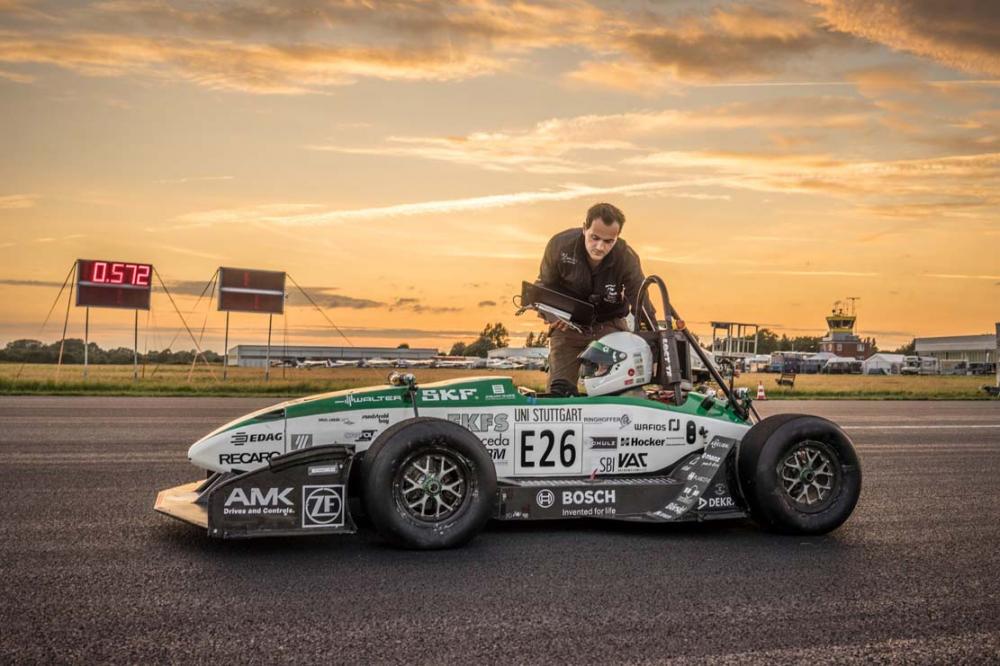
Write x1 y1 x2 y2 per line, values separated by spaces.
536 489 555 508
302 485 345 527
289 433 314 451
223 486 295 517
421 388 477 401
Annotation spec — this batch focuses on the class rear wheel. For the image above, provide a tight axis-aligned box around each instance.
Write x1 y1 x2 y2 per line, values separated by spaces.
362 418 496 549
738 414 861 535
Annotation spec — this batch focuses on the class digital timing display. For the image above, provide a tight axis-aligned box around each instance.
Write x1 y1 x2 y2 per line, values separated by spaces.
76 259 153 310
218 267 286 314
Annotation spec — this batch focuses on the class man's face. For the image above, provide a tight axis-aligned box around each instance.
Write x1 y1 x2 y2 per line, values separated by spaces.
582 218 621 263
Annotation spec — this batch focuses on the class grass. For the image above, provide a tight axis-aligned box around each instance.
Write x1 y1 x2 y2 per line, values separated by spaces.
0 364 994 399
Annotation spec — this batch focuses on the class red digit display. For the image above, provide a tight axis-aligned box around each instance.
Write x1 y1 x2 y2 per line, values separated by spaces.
77 259 153 310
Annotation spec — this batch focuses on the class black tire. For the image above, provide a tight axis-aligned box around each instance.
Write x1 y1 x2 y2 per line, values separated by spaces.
738 414 861 535
362 417 497 549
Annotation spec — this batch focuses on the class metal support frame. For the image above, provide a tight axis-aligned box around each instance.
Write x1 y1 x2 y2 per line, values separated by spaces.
83 307 90 380
264 314 273 381
223 311 230 381
133 309 139 382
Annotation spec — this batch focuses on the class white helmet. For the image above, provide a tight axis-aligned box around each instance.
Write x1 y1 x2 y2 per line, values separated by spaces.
578 331 652 396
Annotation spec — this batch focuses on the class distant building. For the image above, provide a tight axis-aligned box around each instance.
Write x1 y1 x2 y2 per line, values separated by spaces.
914 333 997 364
488 347 549 360
819 300 875 360
863 353 906 375
227 344 436 368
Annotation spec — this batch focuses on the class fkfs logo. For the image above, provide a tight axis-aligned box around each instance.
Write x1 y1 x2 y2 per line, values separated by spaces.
421 388 477 401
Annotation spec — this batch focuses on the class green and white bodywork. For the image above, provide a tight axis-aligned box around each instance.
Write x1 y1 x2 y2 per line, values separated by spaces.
188 376 750 480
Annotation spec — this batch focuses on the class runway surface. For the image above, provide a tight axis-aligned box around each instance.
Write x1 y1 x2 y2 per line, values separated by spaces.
1 397 998 663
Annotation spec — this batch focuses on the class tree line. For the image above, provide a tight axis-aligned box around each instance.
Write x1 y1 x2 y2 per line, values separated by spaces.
0 339 223 365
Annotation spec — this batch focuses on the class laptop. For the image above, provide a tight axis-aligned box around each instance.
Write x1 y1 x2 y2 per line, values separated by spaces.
520 281 595 326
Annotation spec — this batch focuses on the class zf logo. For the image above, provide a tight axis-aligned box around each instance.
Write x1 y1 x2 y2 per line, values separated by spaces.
303 485 344 528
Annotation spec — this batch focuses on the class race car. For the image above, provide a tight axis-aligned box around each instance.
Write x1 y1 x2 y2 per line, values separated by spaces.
155 276 861 548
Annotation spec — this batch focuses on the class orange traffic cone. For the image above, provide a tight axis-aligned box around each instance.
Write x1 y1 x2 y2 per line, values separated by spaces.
756 381 767 400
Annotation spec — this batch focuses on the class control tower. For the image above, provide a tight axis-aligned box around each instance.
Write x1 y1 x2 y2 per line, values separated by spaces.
820 298 874 359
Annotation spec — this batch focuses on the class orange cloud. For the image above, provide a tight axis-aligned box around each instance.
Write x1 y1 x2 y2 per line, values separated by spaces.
815 0 1000 76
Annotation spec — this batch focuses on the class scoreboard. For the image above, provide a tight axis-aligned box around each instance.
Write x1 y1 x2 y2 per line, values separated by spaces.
217 267 286 314
76 259 153 310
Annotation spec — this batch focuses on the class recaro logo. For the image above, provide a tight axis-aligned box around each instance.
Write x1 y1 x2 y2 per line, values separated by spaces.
421 388 477 401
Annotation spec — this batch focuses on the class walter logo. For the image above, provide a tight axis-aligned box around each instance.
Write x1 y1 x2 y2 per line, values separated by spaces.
422 388 477 401
303 485 344 527
289 434 314 451
536 489 555 509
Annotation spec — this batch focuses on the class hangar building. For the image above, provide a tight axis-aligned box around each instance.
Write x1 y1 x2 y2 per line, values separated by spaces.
227 345 437 368
914 333 997 365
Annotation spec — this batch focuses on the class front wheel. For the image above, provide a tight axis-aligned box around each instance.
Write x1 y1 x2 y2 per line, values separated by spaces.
362 418 496 549
737 414 861 535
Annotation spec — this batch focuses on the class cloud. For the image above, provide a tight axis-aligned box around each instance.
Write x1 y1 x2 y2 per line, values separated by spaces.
0 193 37 209
568 4 850 90
814 0 1000 76
924 273 1000 281
0 278 63 288
0 32 505 94
310 96 874 174
478 300 497 307
170 180 714 228
388 297 462 314
156 175 234 184
735 270 881 277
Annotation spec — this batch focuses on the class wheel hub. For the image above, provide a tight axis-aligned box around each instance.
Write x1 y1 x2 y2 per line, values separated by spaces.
779 442 838 509
396 451 469 522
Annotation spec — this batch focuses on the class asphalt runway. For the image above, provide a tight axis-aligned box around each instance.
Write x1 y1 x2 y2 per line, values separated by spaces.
1 396 998 663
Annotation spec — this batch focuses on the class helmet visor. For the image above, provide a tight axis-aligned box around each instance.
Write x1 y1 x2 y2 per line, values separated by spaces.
578 341 627 379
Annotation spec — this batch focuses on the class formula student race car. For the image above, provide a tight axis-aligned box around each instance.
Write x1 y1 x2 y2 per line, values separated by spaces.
155 276 862 549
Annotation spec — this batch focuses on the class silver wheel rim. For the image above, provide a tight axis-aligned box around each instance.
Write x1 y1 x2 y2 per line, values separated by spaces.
779 442 837 508
395 450 469 522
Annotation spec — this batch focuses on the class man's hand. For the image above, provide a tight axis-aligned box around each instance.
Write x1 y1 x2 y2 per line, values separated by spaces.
550 319 573 333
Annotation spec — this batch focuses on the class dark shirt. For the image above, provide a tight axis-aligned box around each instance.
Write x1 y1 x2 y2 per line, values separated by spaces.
538 227 654 323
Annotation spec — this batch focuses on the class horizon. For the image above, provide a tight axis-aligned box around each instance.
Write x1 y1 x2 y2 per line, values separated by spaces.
2 1 998 352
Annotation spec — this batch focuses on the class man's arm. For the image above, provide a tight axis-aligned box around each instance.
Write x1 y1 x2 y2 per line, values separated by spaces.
537 235 560 288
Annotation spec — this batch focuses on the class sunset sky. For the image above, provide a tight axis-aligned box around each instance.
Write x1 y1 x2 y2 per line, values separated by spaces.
0 0 997 353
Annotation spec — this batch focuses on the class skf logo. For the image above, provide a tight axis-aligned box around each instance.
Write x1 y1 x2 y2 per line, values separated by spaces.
303 485 344 527
225 487 293 507
421 388 477 401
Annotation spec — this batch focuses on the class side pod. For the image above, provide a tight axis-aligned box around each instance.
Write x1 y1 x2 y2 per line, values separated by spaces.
157 445 357 539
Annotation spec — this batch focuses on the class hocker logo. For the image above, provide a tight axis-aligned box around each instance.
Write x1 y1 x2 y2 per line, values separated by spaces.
303 485 344 528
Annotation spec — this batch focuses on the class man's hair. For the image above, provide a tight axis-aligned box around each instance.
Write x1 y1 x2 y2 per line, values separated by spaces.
585 203 625 230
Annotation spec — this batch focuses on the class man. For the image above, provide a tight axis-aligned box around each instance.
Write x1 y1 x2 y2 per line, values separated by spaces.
538 202 653 394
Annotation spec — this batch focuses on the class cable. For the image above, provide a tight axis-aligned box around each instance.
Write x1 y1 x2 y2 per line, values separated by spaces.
188 270 219 382
15 262 76 380
149 268 218 379
286 273 354 347
54 265 76 381
154 268 217 380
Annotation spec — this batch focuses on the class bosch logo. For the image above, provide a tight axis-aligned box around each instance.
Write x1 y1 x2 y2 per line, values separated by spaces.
303 485 344 527
536 489 555 509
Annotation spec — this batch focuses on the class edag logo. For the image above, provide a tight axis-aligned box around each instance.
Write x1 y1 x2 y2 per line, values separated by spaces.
421 388 477 401
303 485 344 527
